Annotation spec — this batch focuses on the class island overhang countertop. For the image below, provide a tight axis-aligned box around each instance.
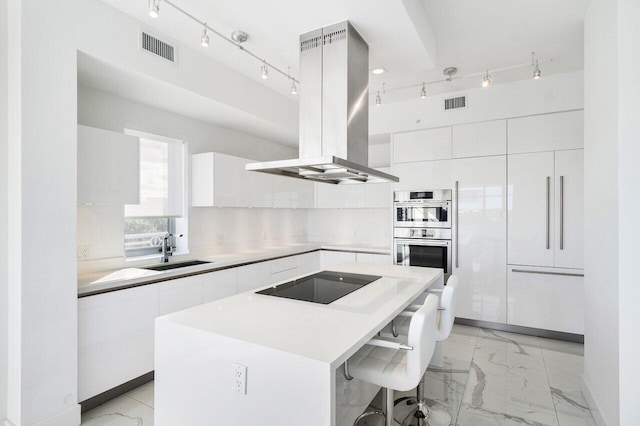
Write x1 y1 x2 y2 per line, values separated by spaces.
156 263 444 369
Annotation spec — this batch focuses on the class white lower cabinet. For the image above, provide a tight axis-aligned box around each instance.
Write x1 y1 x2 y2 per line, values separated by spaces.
452 156 507 323
202 269 237 304
507 265 584 334
296 252 322 276
356 253 392 265
158 275 204 316
321 251 357 269
236 261 271 293
78 284 158 401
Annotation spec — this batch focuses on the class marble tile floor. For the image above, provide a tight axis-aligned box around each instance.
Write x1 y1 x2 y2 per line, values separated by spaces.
81 325 595 426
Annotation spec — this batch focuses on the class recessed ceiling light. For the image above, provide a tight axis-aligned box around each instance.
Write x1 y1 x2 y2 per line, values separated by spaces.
371 67 387 75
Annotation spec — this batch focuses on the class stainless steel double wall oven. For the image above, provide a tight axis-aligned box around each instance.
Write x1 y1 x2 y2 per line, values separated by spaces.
393 190 453 280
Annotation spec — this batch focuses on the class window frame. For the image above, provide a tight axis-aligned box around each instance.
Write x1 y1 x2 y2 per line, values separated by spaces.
124 216 177 258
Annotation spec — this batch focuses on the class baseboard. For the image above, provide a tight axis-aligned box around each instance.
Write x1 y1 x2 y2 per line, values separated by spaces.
32 404 81 426
81 371 154 413
582 376 606 426
454 318 584 343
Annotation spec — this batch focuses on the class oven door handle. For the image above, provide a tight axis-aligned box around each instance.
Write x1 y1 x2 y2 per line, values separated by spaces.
394 202 451 209
394 239 451 247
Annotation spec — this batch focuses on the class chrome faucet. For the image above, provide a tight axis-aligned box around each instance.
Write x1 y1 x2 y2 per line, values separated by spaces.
161 233 183 263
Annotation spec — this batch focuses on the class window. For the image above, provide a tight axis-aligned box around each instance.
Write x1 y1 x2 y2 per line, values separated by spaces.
124 130 185 257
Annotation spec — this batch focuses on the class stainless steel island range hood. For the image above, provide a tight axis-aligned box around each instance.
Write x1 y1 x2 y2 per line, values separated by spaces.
246 21 399 184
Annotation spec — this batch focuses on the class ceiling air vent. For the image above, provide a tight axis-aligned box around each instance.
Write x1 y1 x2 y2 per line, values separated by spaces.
444 96 467 110
141 31 175 63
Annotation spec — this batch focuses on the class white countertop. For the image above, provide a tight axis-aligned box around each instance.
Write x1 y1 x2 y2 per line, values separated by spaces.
157 263 442 368
77 243 391 296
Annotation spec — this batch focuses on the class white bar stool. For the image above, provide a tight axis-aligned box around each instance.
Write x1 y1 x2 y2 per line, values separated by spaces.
344 294 439 426
387 275 459 425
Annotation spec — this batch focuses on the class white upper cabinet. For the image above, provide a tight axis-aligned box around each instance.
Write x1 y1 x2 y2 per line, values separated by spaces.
315 167 392 208
554 150 584 269
272 174 315 208
192 152 314 208
507 152 556 267
452 120 506 158
393 127 451 163
507 110 584 154
392 160 452 191
77 125 139 205
451 155 507 323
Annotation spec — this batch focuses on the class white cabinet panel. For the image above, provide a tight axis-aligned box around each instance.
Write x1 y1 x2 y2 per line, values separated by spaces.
271 267 301 284
554 150 584 269
356 253 392 265
507 266 584 334
270 256 298 274
296 252 321 276
321 251 357 269
393 160 452 191
158 275 204 316
315 168 392 208
393 127 451 163
452 156 507 323
77 125 139 205
236 262 271 293
508 110 584 154
507 152 556 267
191 152 274 208
78 284 158 401
452 120 506 158
202 269 237 304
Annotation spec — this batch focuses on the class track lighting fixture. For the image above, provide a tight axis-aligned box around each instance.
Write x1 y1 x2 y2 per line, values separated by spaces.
201 24 210 47
375 91 381 106
482 70 492 88
291 80 298 95
420 82 427 99
532 53 542 79
149 0 160 18
261 61 269 79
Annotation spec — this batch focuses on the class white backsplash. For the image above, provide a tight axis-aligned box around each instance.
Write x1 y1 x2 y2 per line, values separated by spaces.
307 208 392 247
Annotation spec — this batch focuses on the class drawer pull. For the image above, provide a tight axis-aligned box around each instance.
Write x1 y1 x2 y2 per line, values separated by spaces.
511 269 584 277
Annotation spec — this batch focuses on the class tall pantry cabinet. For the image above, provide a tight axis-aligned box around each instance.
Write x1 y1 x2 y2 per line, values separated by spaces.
506 110 584 334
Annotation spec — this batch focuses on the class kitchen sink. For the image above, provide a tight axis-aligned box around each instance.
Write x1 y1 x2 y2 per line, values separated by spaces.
141 260 212 271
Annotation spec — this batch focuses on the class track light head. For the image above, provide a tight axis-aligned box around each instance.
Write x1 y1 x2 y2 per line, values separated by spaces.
533 61 542 79
149 0 160 18
375 91 381 106
291 80 298 95
420 82 427 99
261 62 268 79
201 25 210 47
482 71 492 88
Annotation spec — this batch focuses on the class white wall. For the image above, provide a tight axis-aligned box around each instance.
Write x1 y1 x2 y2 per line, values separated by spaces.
584 1 640 425
370 70 584 135
77 86 306 273
307 209 391 247
616 2 640 424
0 0 9 420
584 3 619 423
3 0 80 424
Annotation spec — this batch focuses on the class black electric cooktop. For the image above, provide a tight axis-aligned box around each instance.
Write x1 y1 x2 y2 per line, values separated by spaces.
256 271 381 304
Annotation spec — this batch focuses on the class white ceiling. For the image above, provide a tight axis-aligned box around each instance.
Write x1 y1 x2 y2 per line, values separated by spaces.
89 0 589 143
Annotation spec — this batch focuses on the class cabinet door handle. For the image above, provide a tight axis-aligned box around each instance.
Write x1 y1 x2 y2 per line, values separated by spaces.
560 175 564 250
546 176 550 250
455 180 459 268
511 268 583 277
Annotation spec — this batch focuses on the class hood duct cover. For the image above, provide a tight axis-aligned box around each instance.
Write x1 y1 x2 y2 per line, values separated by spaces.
246 21 399 185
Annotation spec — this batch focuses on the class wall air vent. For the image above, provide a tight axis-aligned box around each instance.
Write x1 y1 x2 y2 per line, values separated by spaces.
141 31 176 63
444 96 467 110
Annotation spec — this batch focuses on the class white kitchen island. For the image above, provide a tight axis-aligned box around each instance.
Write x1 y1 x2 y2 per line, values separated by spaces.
154 263 443 426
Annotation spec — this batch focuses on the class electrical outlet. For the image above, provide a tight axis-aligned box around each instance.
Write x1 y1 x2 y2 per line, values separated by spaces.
262 231 268 240
233 363 247 395
77 245 90 259
216 234 225 245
